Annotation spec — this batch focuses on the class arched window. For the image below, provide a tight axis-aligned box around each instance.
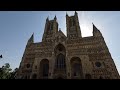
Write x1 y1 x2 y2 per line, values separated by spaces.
72 19 76 26
69 18 76 27
50 22 53 30
85 74 92 79
56 54 66 69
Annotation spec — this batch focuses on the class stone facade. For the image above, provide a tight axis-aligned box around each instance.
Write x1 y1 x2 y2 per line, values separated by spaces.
16 12 120 79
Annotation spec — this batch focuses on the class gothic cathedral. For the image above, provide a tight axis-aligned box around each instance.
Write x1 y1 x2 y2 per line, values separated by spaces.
16 12 120 79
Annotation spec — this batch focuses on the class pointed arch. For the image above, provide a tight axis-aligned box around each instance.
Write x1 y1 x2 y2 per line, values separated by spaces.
70 57 83 79
54 44 66 69
40 59 49 79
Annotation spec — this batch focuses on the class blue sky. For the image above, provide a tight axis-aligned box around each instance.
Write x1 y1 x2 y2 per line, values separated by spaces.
0 11 120 74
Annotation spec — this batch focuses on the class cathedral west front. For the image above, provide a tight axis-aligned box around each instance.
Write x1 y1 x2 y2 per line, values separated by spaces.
16 11 120 79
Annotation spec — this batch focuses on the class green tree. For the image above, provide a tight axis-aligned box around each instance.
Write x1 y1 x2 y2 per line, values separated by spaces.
0 63 12 79
9 68 18 79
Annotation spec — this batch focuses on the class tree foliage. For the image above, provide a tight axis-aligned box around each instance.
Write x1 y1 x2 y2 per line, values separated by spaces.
0 63 18 79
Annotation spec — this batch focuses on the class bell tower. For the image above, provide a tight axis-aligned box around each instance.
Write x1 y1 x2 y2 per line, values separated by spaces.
42 16 58 42
66 11 82 39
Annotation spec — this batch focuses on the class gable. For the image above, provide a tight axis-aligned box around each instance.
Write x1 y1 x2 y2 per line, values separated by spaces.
57 30 66 38
54 30 67 42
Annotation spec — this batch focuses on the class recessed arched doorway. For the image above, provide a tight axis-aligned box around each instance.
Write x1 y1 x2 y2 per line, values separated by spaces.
70 57 83 79
40 59 49 79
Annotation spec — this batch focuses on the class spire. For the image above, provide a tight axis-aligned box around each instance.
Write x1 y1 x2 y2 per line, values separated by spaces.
93 23 98 31
54 15 57 21
46 16 49 21
66 11 68 16
59 28 61 31
27 33 34 44
93 23 102 37
75 11 78 15
74 11 78 19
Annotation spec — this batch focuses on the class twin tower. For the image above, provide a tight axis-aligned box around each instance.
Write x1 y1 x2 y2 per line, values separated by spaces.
42 11 102 43
42 11 82 42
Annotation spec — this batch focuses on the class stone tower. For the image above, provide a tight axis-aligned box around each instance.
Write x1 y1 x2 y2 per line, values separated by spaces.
66 11 82 39
42 16 58 42
16 11 120 79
